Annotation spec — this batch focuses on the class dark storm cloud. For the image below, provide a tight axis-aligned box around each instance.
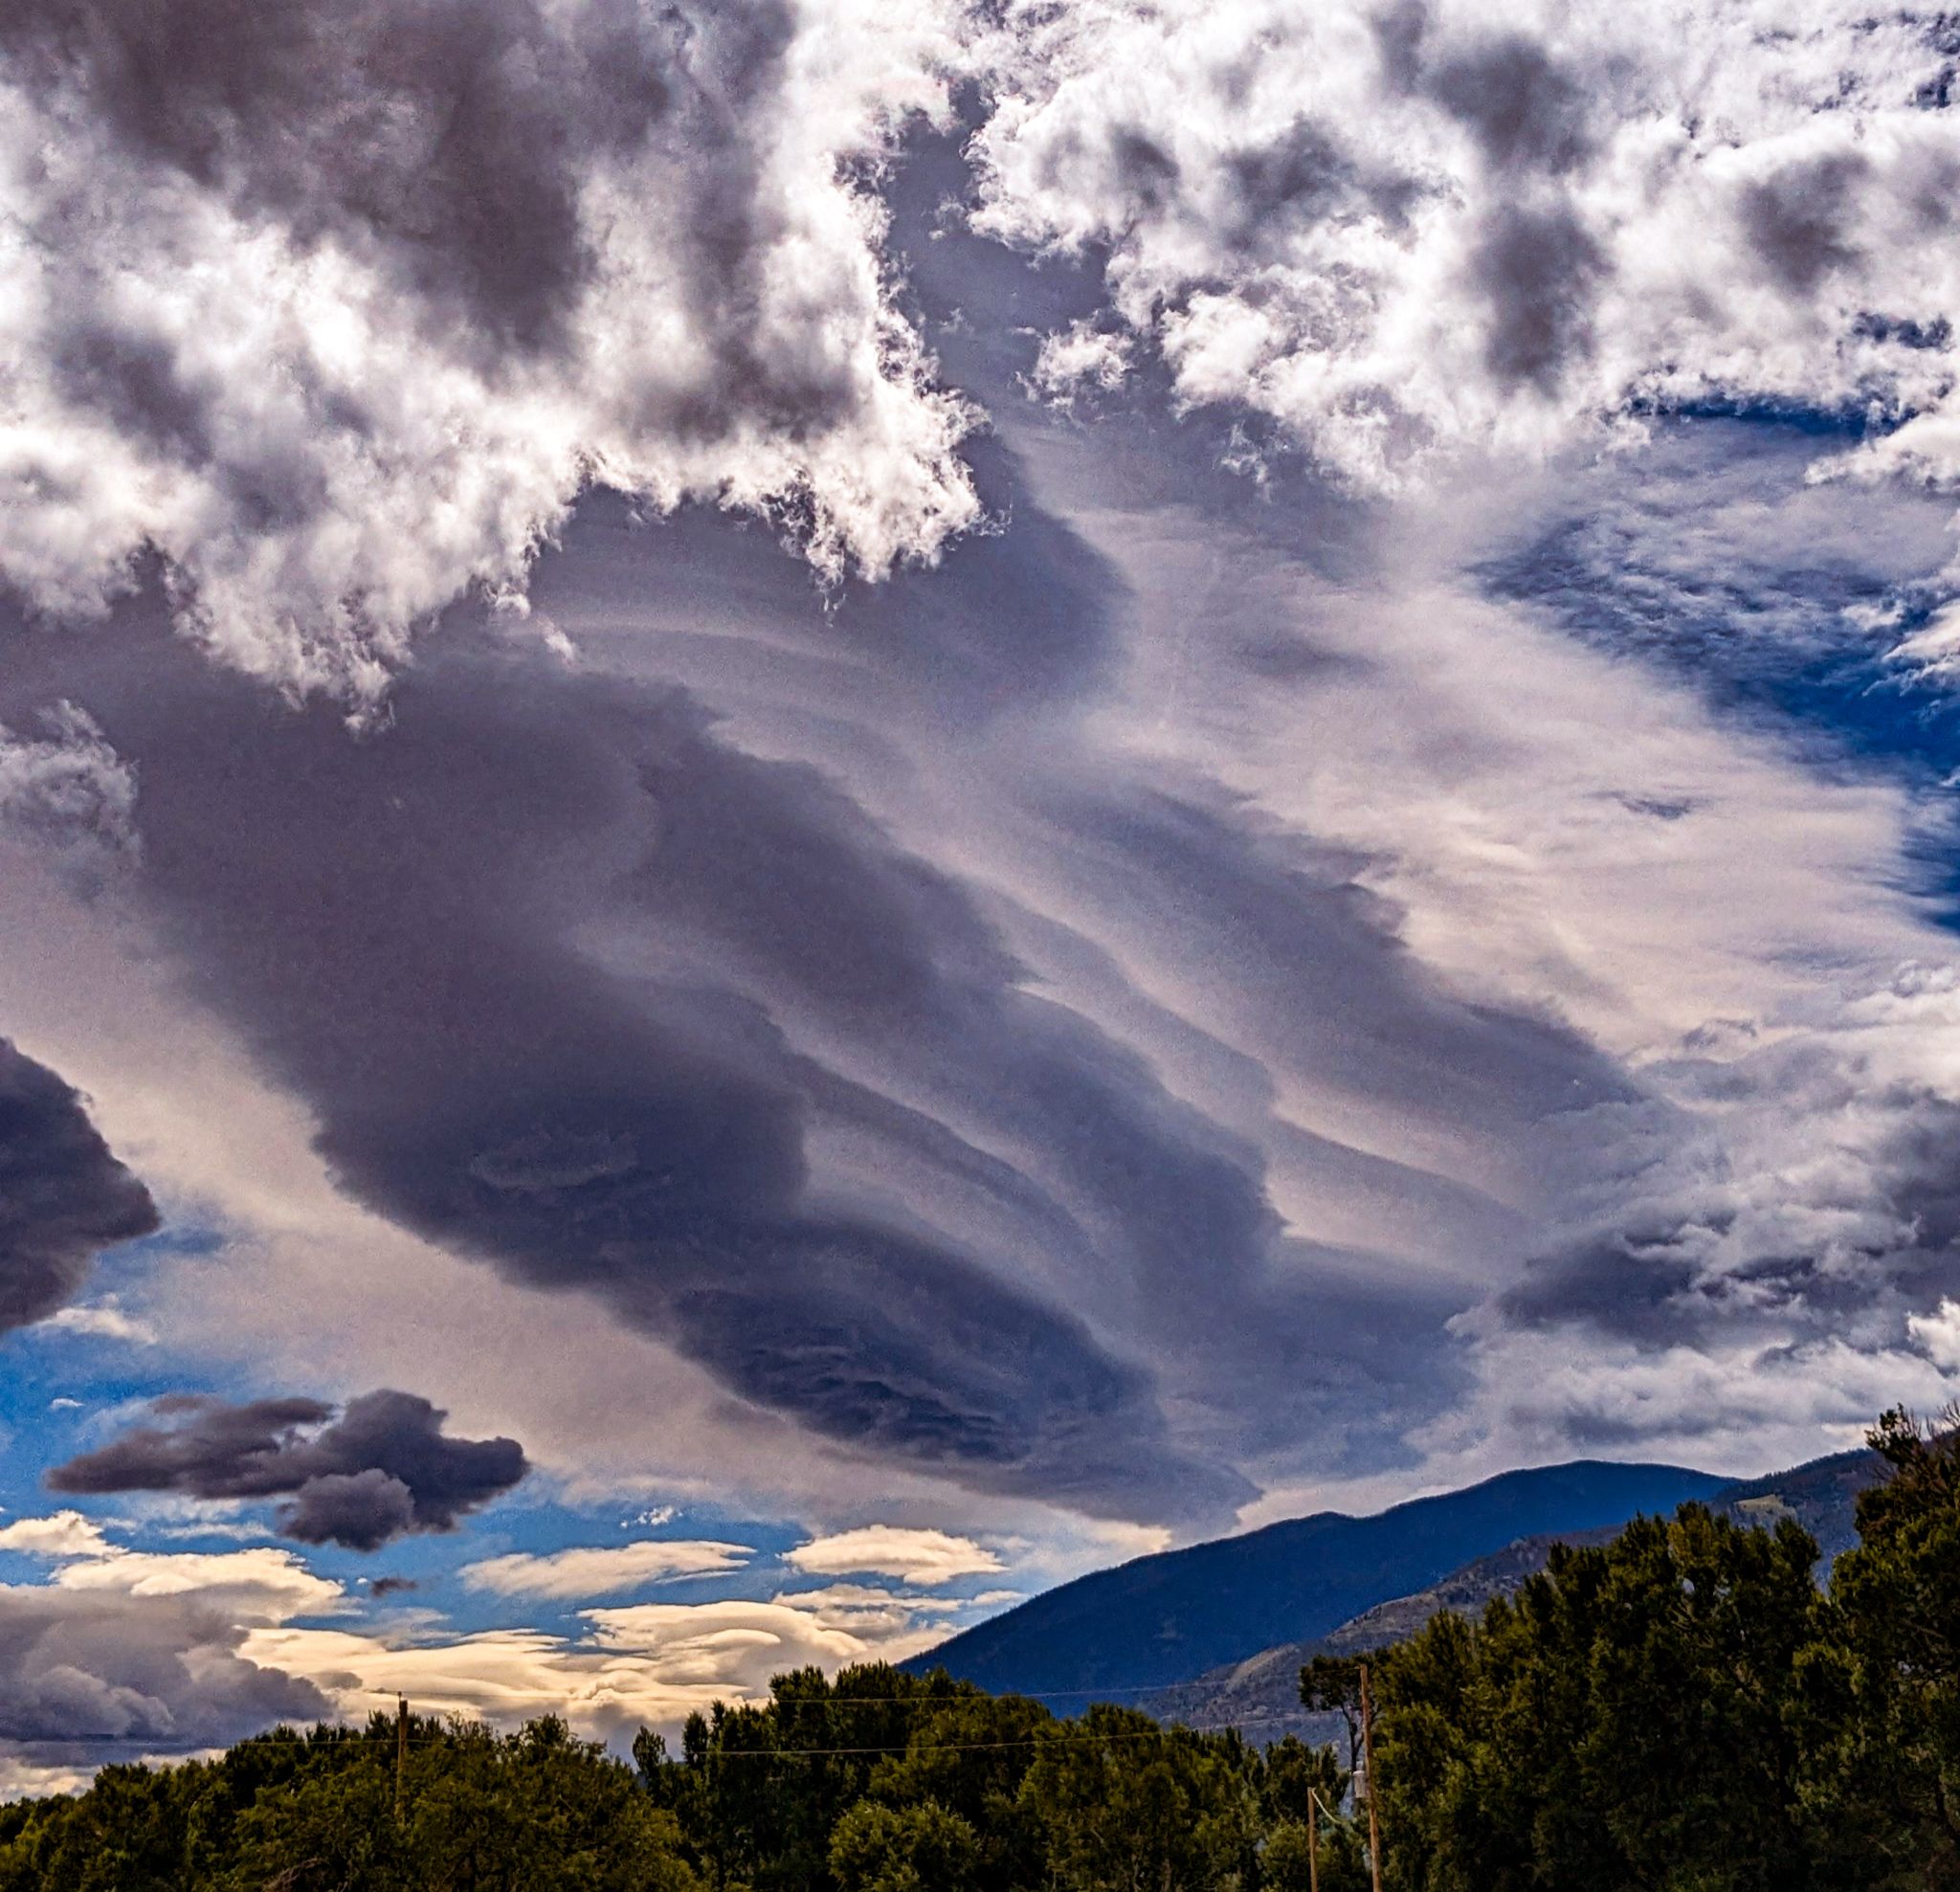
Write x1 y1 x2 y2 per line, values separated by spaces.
1424 32 1594 174
0 1590 328 1752
1741 152 1869 297
0 1038 158 1332
1494 1035 1960 1359
50 1390 528 1551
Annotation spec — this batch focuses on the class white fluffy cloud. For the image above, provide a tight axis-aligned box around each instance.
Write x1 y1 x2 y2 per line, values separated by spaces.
0 0 979 703
973 0 1960 501
783 1525 1004 1584
460 1538 754 1599
249 1593 946 1745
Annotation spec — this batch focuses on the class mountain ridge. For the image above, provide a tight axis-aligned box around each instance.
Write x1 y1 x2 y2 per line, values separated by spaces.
1133 1442 1883 1741
906 1457 1730 1696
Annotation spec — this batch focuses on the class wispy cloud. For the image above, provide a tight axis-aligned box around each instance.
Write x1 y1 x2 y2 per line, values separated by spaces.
460 1540 754 1601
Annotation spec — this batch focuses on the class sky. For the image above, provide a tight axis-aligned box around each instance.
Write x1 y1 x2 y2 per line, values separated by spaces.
3 0 1960 1791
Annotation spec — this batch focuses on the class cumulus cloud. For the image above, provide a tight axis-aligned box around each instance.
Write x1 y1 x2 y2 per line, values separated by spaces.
460 1539 754 1600
0 1035 158 1332
971 0 1960 500
0 1513 335 1764
784 1525 1003 1584
48 1389 528 1550
0 0 980 702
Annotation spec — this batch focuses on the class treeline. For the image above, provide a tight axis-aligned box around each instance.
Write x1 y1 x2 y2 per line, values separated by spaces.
0 1681 1361 1892
0 1405 1953 1891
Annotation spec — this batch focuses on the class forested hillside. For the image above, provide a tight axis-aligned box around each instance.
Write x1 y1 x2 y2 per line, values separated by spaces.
1144 1442 1884 1742
1 1409 1952 1890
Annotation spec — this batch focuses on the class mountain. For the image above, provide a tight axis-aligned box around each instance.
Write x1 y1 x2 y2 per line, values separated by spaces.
1135 1444 1882 1741
907 1458 1730 1697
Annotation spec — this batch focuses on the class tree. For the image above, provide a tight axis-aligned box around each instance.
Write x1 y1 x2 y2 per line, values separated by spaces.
829 1798 978 1892
1370 1504 1833 1890
1018 1704 1261 1892
1812 1406 1960 1889
1300 1658 1368 1785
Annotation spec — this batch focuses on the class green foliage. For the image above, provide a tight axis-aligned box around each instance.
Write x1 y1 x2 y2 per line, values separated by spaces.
0 1713 697 1892
1369 1407 1960 1891
1805 1406 1960 1889
829 1797 979 1892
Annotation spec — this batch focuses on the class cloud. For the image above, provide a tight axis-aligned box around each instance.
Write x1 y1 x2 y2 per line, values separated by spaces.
0 1514 336 1763
0 704 140 876
33 1295 157 1345
770 1581 1017 1636
970 0 1960 501
784 1526 1003 1584
7 623 1259 1528
0 0 980 702
0 1510 111 1558
460 1540 754 1600
48 1389 528 1550
1908 1298 1960 1373
0 1035 158 1332
250 1593 945 1746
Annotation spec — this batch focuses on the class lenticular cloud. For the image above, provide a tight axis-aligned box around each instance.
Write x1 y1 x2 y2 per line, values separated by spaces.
973 0 1960 494
0 0 978 702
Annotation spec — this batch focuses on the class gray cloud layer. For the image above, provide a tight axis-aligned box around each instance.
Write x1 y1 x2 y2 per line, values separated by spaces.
50 1391 528 1550
0 1588 327 1754
0 1038 157 1331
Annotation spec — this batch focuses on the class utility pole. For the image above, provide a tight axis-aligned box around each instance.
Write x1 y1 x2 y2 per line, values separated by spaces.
1360 1662 1383 1892
1307 1786 1320 1892
394 1695 409 1828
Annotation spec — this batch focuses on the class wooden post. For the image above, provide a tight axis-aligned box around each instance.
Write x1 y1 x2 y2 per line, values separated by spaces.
394 1695 408 1827
1307 1786 1320 1892
1360 1663 1383 1892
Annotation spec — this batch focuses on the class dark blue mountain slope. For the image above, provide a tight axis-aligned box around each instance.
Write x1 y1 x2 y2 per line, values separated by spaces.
908 1458 1729 1696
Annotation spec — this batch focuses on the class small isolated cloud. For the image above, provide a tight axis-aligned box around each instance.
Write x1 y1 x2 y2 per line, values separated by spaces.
34 1296 156 1345
768 1581 1018 1638
783 1525 1004 1585
48 1389 527 1551
0 1509 111 1558
0 1036 159 1333
460 1539 753 1601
